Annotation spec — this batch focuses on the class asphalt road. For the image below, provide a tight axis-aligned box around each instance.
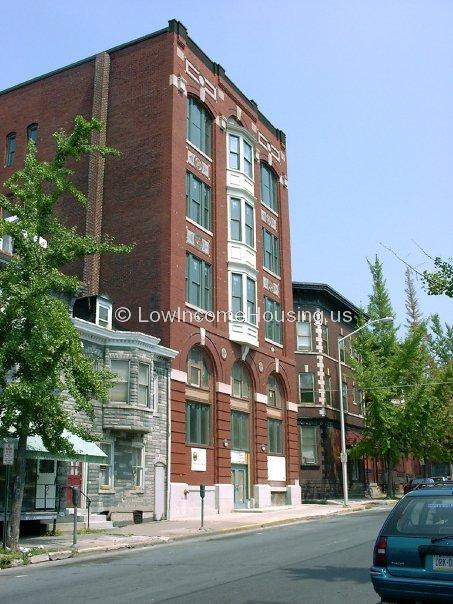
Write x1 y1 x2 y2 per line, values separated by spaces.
0 508 388 604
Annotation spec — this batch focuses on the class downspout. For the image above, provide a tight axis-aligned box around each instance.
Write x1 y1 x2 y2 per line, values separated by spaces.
166 366 171 519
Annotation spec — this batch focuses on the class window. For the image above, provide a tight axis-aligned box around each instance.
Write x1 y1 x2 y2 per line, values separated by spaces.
131 447 144 489
324 374 332 406
186 253 212 311
231 273 256 324
260 163 278 212
186 401 211 445
341 382 348 411
231 411 249 451
187 347 211 389
229 197 255 247
300 426 318 465
230 197 242 241
296 321 312 351
138 363 151 406
0 210 14 254
356 389 365 415
384 495 453 537
228 133 254 179
264 297 282 344
339 338 346 363
96 299 112 329
262 229 280 275
299 372 315 404
267 374 283 408
187 97 212 156
5 133 16 167
186 171 211 230
244 202 254 246
27 123 38 144
231 363 251 400
268 419 283 454
110 360 130 402
321 324 329 354
99 442 114 489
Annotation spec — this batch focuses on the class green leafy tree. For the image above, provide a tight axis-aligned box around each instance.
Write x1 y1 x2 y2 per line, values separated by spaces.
0 116 130 549
422 256 453 298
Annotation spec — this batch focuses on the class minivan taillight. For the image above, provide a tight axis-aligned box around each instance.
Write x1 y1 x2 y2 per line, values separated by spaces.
374 536 388 567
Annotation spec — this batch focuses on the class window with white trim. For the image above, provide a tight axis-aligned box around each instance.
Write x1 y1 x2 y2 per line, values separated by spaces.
99 442 114 489
131 446 144 489
231 273 256 324
110 360 130 403
229 197 255 247
299 372 315 404
324 374 332 406
296 321 312 351
300 426 318 465
228 133 254 179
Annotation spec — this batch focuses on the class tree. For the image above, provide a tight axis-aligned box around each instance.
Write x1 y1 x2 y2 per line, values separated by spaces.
351 258 453 496
0 116 130 549
429 314 453 366
404 266 422 329
422 256 453 298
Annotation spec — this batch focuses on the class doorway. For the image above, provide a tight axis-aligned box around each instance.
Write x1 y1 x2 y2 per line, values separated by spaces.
35 459 57 509
231 464 248 508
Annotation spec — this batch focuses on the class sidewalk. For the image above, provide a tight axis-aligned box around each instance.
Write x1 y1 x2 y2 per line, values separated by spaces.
4 499 395 569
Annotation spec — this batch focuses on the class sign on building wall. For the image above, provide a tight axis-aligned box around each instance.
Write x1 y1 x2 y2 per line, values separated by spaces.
267 455 286 481
191 448 207 472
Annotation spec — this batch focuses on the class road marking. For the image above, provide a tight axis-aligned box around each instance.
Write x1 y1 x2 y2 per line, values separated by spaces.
14 575 28 578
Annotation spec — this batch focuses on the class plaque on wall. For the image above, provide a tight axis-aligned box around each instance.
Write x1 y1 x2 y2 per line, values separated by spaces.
191 447 207 472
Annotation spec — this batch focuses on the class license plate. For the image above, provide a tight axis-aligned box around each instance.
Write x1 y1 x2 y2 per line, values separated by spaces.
433 555 453 571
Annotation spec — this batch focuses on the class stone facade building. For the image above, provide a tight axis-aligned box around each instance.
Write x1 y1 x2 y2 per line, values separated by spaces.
70 295 177 519
0 20 301 517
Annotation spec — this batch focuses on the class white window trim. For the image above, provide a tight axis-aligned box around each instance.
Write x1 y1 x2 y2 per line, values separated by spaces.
229 271 257 326
96 300 112 330
228 195 256 250
131 445 145 490
296 321 312 352
99 441 115 492
110 359 130 404
300 426 318 465
186 138 213 162
227 132 255 181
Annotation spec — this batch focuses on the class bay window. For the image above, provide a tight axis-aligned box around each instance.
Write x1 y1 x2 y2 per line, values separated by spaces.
231 273 256 324
228 133 254 179
229 197 255 247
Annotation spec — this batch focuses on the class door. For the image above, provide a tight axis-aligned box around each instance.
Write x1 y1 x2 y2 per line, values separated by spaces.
231 465 248 508
154 462 166 521
66 462 83 506
35 459 57 509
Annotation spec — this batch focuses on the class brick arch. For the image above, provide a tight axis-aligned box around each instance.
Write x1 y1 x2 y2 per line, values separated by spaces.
176 330 223 384
264 369 289 403
186 89 217 122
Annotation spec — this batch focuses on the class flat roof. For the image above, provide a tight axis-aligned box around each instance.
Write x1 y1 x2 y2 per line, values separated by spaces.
0 19 284 141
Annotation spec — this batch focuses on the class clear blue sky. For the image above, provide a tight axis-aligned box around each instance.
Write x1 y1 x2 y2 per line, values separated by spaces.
1 0 452 325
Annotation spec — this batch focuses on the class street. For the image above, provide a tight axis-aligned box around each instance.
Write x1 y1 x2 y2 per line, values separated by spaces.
0 508 388 603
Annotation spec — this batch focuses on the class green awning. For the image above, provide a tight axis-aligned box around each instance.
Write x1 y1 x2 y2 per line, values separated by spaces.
0 431 107 464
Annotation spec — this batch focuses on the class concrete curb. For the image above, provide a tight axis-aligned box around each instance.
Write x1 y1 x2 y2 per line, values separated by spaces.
2 500 394 571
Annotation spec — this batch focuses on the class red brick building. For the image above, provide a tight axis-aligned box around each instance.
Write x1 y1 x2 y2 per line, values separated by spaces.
0 20 300 516
293 283 367 498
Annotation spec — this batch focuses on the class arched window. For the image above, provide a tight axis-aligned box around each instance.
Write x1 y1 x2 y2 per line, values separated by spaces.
27 123 38 144
187 97 212 156
231 362 251 400
5 132 16 167
267 374 284 408
187 346 212 389
260 162 279 212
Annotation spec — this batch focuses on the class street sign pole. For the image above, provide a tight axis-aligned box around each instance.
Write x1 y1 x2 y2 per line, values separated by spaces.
2 441 14 549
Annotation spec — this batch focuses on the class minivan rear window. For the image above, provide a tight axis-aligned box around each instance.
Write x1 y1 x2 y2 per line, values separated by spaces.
384 496 453 537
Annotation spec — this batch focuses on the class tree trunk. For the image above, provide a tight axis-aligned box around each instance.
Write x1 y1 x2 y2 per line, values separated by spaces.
7 434 28 550
386 454 395 498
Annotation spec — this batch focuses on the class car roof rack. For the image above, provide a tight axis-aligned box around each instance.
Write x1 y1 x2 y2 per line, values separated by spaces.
414 480 453 490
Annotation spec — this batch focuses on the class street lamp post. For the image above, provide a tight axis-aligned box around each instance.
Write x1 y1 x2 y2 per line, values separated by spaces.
337 316 393 507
